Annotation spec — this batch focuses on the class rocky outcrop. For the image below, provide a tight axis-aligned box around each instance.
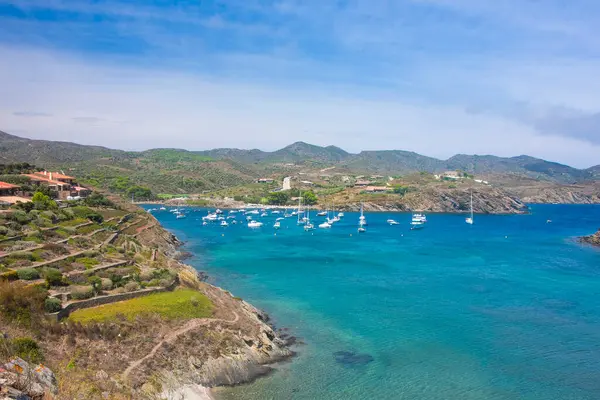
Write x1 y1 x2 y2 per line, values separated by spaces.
337 187 527 214
580 230 600 247
0 358 57 399
511 184 600 204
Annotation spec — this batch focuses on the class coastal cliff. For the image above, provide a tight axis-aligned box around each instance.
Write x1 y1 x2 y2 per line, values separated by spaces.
0 197 295 400
332 187 527 214
509 184 600 204
580 230 600 247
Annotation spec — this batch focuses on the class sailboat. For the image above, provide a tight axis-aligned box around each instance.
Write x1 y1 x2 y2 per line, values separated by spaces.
358 203 366 233
466 191 474 225
358 202 367 226
304 205 315 231
297 194 306 225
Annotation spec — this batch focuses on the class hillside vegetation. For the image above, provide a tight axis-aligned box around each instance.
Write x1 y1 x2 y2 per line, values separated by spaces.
1 131 598 199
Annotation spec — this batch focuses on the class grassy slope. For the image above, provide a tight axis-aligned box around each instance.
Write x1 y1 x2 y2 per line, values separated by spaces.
68 289 213 323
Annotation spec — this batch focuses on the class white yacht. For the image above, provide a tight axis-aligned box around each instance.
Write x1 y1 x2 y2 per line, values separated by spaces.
159 206 166 211
317 211 327 217
176 213 186 219
216 209 223 214
220 220 228 227
274 221 281 229
319 221 331 229
337 212 344 219
248 221 263 228
410 213 427 230
261 212 268 217
387 219 400 225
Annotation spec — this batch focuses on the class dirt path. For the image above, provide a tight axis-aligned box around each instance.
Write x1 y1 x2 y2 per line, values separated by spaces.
122 311 239 381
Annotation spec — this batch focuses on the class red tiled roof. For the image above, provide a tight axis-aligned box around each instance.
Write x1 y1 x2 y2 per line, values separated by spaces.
34 171 75 180
22 174 69 186
0 181 20 189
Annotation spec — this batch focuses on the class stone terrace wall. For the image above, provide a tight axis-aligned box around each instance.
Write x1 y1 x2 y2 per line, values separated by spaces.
52 278 179 320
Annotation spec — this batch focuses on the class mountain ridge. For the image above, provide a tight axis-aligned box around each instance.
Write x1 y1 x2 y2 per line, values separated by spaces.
0 130 596 184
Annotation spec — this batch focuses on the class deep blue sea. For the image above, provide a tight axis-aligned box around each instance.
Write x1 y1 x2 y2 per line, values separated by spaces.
144 205 600 400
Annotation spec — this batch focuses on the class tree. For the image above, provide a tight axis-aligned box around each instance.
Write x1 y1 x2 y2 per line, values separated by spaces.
31 192 57 210
302 191 318 205
267 191 289 205
127 186 154 201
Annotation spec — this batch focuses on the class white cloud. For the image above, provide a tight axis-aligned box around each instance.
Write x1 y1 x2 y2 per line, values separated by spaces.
1 45 599 168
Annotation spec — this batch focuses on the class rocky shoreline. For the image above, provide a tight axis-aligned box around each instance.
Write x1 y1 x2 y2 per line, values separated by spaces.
137 212 298 398
579 229 600 247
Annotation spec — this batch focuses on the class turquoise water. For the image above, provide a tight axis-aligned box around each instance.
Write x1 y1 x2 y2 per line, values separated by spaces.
146 205 600 400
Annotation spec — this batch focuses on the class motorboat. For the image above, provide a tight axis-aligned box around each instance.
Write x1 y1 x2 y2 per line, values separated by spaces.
338 212 344 218
319 222 331 229
387 219 400 225
248 221 263 228
220 220 228 227
274 221 281 229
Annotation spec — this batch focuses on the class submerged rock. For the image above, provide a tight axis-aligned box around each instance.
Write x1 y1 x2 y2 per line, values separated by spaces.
333 351 374 366
580 229 600 247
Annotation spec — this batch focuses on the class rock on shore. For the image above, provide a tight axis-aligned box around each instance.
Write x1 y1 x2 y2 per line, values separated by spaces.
580 230 600 247
337 187 527 214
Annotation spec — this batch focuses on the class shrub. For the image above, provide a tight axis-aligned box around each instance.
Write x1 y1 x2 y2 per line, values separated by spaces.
0 281 47 326
159 279 172 288
77 257 100 269
139 270 154 282
42 268 64 286
0 270 18 282
124 282 140 292
71 285 94 300
17 268 40 280
42 243 69 255
112 287 126 294
100 278 112 290
11 337 44 363
82 250 99 258
10 252 35 261
87 276 102 293
44 297 62 313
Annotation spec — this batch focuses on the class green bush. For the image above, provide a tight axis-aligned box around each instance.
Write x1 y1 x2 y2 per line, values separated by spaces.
77 257 100 269
71 285 94 300
87 276 102 293
16 268 40 280
44 297 62 313
42 268 64 286
11 337 44 363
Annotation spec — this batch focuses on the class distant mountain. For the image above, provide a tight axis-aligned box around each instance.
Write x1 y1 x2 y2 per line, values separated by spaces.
265 142 351 164
343 150 444 174
586 165 600 179
0 131 597 191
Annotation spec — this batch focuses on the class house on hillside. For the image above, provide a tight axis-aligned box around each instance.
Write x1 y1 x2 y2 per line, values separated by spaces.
22 172 89 200
364 186 392 193
34 171 76 185
354 180 372 187
0 181 20 197
439 171 463 180
300 180 314 186
0 181 30 205
257 178 274 183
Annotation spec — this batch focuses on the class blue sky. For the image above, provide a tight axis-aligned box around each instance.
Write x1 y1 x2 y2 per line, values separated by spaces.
1 0 600 167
